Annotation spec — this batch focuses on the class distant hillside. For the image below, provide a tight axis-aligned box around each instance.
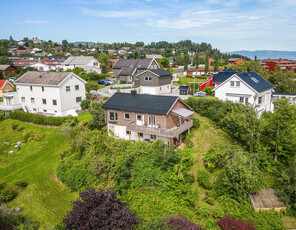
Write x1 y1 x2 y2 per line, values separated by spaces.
73 41 96 46
224 50 296 60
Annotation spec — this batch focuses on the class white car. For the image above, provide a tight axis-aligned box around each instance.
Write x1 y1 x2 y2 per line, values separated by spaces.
9 77 16 82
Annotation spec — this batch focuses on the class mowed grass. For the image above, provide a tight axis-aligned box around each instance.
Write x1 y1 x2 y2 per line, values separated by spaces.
0 119 78 229
175 76 207 85
77 111 93 122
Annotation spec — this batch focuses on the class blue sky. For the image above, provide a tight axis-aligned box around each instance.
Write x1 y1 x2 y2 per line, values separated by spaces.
1 0 296 51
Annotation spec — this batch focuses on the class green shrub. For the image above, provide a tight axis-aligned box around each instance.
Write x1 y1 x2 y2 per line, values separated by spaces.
204 146 236 171
141 218 169 230
22 129 44 142
0 183 15 203
197 169 212 189
0 111 4 121
12 180 28 188
205 196 215 205
81 100 91 110
196 202 211 219
9 110 74 126
192 117 200 129
213 207 224 219
11 122 19 130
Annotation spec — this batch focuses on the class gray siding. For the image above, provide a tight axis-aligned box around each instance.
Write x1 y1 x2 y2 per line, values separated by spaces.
139 71 172 87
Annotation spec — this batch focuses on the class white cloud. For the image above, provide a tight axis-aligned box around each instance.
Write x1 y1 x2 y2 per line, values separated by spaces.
15 20 48 24
81 8 155 18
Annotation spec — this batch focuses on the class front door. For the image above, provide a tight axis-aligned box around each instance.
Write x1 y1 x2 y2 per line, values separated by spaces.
136 114 143 126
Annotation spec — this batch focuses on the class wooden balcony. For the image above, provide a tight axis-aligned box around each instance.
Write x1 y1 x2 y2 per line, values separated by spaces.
126 119 193 138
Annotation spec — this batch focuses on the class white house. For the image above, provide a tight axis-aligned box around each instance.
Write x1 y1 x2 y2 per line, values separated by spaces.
213 70 276 115
29 62 56 71
61 56 101 73
14 71 86 117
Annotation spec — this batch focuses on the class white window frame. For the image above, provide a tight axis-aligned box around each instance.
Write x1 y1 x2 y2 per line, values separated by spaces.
75 85 79 90
53 99 57 106
76 97 82 103
42 98 47 105
230 81 235 87
31 98 35 103
21 97 25 102
66 86 70 92
148 115 156 127
258 96 262 104
239 97 244 103
109 111 118 122
236 81 240 87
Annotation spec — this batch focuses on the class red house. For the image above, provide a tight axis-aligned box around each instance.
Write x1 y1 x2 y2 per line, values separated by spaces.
266 61 277 72
229 58 244 65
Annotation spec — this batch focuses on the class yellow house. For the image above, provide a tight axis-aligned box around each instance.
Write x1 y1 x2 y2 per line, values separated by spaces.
0 80 14 98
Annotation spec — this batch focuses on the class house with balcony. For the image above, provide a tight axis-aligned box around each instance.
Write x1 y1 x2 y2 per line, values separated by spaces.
102 91 194 145
14 71 86 117
213 69 277 115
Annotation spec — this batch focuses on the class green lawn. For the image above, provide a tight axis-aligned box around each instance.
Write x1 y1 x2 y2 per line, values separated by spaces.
77 111 93 122
0 119 78 229
175 76 207 85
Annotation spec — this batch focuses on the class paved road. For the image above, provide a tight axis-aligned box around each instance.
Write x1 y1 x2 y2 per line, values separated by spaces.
93 84 133 97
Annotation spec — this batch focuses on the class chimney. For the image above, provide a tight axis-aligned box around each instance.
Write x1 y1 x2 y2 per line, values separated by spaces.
247 67 251 75
131 90 137 95
39 74 43 79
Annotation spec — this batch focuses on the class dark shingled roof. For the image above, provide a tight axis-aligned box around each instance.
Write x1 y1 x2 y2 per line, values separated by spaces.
213 70 237 84
102 92 178 115
118 67 135 76
236 71 276 93
14 71 71 85
149 69 172 76
113 58 154 69
179 85 190 90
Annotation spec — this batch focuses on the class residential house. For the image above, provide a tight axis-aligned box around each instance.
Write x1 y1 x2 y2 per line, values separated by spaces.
213 69 276 114
0 65 17 77
179 85 190 95
9 56 67 68
102 92 194 145
14 71 86 116
272 93 296 108
0 80 14 98
228 58 245 65
137 69 172 95
146 54 163 60
28 62 56 71
259 59 296 72
61 56 101 73
212 68 237 87
113 58 160 83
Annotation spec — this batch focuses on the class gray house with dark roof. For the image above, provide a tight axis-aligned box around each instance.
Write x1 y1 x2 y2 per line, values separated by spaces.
102 92 194 145
113 58 160 83
213 70 277 114
137 69 173 95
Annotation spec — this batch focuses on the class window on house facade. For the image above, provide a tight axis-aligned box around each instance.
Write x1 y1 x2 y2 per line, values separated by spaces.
245 97 249 104
109 111 118 121
126 130 130 135
258 96 262 104
151 135 156 140
145 76 152 82
139 132 143 137
239 97 244 103
66 86 70 92
53 99 57 105
230 81 235 87
43 110 47 112
124 113 130 120
30 86 33 91
31 98 35 103
21 97 25 102
42 99 47 104
236 81 240 87
42 86 44 92
148 115 156 127
75 85 79 90
76 97 82 102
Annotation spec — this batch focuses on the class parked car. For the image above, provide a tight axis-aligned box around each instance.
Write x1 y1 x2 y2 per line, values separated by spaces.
9 77 16 82
97 79 114 86
194 91 209 97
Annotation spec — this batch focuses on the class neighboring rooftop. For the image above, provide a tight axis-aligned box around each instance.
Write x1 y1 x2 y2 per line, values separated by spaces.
102 92 178 115
63 56 97 65
249 188 287 211
0 80 8 89
14 71 71 85
147 68 172 77
213 69 238 84
0 65 12 71
113 58 156 69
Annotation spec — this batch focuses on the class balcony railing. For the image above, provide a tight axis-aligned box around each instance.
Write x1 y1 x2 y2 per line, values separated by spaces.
0 103 22 111
126 119 193 138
